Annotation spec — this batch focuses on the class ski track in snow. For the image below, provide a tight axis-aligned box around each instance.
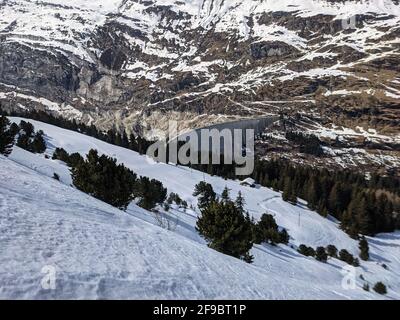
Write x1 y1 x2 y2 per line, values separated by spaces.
0 117 399 299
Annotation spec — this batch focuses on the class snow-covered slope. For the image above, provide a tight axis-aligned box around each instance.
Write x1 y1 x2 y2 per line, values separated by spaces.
1 117 399 299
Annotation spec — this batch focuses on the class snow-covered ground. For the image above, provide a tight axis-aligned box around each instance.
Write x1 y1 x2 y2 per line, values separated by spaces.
0 117 399 299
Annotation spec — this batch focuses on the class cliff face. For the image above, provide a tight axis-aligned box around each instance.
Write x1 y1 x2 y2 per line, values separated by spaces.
0 0 399 137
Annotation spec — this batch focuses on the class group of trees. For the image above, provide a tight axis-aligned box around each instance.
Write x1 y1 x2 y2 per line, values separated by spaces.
172 148 400 239
338 249 360 267
71 149 138 210
195 183 290 263
0 117 46 155
134 176 167 210
53 147 83 167
298 243 362 266
166 192 188 209
15 121 46 154
54 148 167 210
251 159 400 237
2 108 154 155
253 213 289 246
195 185 254 262
285 131 324 157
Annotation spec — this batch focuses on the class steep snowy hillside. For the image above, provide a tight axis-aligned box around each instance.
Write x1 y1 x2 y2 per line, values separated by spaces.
0 0 399 136
1 117 399 299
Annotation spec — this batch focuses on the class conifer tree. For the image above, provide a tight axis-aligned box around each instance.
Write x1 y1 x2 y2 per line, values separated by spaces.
339 249 357 266
298 244 316 257
196 200 254 262
235 191 245 213
193 181 216 209
359 236 369 261
135 176 167 210
30 130 46 153
252 213 289 245
373 282 387 295
52 147 70 162
326 244 338 258
0 116 15 156
315 246 328 262
71 149 138 210
279 228 290 244
221 186 230 203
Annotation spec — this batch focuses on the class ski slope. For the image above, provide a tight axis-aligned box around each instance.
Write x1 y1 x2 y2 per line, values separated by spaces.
0 117 399 299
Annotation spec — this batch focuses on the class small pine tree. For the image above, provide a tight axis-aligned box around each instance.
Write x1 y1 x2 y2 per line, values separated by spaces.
339 249 357 266
253 213 279 245
15 121 46 154
373 282 387 295
221 186 230 203
352 258 360 267
30 130 46 153
135 176 167 210
52 147 70 162
298 244 316 257
196 200 254 262
71 149 138 210
279 228 290 244
359 236 369 261
315 246 328 262
326 245 338 258
235 191 245 213
53 173 60 181
193 181 216 209
0 116 15 156
163 202 170 212
362 283 370 292
181 200 188 210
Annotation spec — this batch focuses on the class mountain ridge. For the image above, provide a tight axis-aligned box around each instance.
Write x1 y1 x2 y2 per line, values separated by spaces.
0 0 399 138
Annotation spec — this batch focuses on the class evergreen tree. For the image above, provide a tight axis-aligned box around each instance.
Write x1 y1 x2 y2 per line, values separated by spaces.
193 181 216 209
19 120 34 137
359 236 369 261
16 131 30 150
52 147 70 162
9 122 19 137
373 282 387 295
298 244 316 257
15 121 46 153
0 116 15 156
315 246 328 262
196 200 254 262
279 228 290 244
71 149 138 210
326 244 338 258
30 130 46 153
67 152 84 167
135 176 168 210
306 177 319 210
252 213 291 246
235 191 245 213
221 186 230 203
339 249 357 266
282 177 297 204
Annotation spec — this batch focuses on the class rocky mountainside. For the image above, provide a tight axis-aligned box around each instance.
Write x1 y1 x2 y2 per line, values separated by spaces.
0 0 399 139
